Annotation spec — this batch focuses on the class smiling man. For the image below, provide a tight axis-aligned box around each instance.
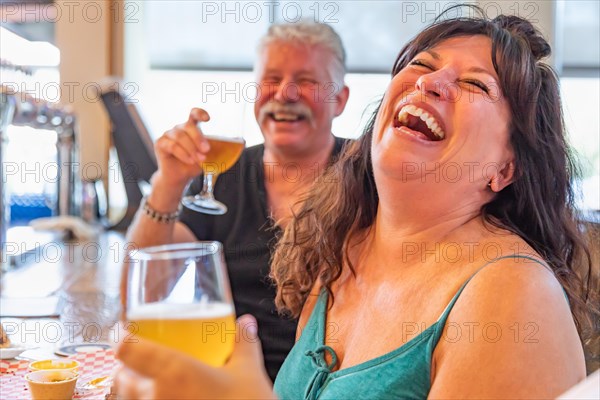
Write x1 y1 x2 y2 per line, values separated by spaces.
125 21 350 382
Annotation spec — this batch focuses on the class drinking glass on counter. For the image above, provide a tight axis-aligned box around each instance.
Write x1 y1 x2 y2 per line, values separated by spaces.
182 134 245 215
125 242 236 366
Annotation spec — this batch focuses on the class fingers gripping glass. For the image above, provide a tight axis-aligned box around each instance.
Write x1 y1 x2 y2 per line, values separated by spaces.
182 135 245 215
126 242 236 366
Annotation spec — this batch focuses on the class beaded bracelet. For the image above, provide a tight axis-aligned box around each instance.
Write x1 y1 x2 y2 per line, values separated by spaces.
141 196 181 224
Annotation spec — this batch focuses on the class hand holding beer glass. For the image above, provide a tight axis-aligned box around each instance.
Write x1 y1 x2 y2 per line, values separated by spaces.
125 242 236 367
182 129 245 215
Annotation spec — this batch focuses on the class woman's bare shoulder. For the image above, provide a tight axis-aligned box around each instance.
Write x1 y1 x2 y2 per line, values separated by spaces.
429 253 586 399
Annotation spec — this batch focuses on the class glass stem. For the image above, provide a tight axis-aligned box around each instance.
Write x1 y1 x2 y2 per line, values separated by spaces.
199 173 216 200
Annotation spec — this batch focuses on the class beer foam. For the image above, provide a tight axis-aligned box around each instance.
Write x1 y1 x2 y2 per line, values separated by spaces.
128 302 234 321
205 135 245 144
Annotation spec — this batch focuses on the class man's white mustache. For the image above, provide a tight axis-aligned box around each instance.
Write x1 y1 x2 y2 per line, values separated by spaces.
258 101 313 122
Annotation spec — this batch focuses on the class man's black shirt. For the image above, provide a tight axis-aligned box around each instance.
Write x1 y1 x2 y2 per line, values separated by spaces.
179 137 348 381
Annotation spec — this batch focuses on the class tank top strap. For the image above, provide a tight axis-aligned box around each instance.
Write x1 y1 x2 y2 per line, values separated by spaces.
298 290 339 400
297 288 330 346
433 254 549 336
313 289 329 344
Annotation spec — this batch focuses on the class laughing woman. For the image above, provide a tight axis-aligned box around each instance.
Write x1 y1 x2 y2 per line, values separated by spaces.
116 7 597 399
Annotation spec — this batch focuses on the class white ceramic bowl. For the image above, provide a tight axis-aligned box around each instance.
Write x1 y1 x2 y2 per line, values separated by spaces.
0 345 27 359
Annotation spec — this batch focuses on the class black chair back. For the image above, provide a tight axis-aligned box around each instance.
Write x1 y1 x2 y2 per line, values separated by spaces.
100 88 157 230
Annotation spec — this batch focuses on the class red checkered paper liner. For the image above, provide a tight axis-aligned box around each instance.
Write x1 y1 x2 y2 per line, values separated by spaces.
0 349 120 400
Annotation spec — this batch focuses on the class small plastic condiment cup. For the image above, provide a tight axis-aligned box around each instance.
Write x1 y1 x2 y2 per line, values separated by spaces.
25 369 78 400
28 359 80 373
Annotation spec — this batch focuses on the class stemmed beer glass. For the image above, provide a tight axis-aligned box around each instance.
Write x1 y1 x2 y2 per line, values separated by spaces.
125 242 236 366
181 132 245 215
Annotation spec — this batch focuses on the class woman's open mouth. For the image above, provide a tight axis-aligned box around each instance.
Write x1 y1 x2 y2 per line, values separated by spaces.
393 104 446 141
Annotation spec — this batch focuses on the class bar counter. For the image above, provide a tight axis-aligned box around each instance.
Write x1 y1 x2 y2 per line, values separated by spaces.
1 230 126 360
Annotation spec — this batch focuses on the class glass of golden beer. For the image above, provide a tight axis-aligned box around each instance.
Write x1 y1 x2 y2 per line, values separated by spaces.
125 242 236 366
182 135 245 215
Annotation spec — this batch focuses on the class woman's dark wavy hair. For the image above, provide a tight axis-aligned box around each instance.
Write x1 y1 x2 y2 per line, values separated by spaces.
271 5 597 346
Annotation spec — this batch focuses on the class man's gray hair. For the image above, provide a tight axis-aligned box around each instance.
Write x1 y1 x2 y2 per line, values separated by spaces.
257 21 347 86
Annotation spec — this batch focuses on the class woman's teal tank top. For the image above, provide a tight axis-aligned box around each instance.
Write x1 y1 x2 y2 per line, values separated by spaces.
273 255 550 399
